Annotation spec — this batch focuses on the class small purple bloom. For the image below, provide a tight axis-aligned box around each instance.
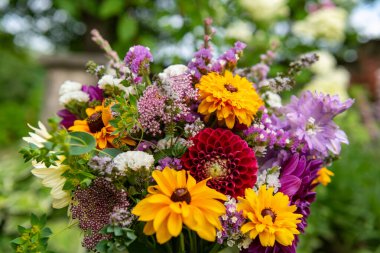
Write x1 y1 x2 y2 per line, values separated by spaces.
158 157 182 170
57 109 77 128
124 45 153 75
81 85 103 101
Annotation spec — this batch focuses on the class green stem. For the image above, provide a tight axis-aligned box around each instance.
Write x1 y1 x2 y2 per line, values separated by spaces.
164 241 174 253
178 232 185 253
209 243 221 253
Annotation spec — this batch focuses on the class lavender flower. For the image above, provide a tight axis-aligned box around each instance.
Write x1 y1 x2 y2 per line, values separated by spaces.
157 157 182 170
188 48 213 80
124 45 153 75
279 91 354 157
212 41 247 72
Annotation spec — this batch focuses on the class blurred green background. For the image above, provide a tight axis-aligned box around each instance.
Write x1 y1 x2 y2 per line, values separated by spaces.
1 0 380 252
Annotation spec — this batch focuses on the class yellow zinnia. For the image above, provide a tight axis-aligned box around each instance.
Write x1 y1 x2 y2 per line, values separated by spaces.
132 167 227 244
196 71 263 129
313 167 334 186
237 186 302 247
69 102 135 149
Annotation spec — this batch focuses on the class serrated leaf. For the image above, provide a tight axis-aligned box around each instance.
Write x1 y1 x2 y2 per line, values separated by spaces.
69 132 96 155
117 15 137 42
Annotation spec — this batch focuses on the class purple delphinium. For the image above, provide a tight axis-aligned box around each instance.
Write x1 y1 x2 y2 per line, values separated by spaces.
212 41 247 72
279 91 354 158
57 109 77 128
81 85 103 101
157 157 182 170
124 45 153 75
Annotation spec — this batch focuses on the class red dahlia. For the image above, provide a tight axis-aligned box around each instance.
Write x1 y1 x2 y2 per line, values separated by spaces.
181 128 258 198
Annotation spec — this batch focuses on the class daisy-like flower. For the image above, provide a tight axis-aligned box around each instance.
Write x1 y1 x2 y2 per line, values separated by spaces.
31 157 70 209
132 167 227 244
313 167 334 186
237 186 302 247
69 102 135 149
196 71 263 129
23 121 52 148
181 128 258 198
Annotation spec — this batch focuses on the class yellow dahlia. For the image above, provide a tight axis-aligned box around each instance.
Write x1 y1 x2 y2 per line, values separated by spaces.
69 102 135 149
237 186 302 247
132 167 227 244
196 71 263 129
313 167 334 186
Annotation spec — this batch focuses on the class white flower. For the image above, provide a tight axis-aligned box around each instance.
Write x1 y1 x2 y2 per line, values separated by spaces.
113 151 154 172
59 80 82 95
59 91 90 105
156 137 187 150
119 85 136 97
304 67 350 101
225 20 253 42
310 50 337 75
240 0 289 22
98 74 123 89
262 91 282 108
23 121 52 148
293 8 347 43
32 157 70 209
158 64 189 84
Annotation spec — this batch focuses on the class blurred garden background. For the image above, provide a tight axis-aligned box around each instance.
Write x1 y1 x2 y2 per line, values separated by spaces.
1 0 380 252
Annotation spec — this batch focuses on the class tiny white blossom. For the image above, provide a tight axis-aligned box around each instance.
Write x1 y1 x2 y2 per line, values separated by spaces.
59 91 89 105
158 64 189 84
59 80 82 95
98 74 123 89
231 216 238 223
113 151 154 172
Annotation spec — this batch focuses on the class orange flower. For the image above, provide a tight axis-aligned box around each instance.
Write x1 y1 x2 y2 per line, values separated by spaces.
69 103 135 149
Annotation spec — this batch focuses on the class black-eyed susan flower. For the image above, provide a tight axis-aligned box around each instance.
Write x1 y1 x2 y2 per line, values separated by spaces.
237 186 302 247
132 167 227 244
69 102 135 149
196 71 263 129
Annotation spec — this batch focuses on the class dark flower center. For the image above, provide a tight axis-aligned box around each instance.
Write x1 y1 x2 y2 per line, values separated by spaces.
261 208 277 223
224 83 238 93
87 111 105 133
170 188 191 204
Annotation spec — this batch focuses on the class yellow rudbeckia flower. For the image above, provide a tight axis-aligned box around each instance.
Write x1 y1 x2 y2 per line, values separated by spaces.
237 186 302 247
132 167 227 244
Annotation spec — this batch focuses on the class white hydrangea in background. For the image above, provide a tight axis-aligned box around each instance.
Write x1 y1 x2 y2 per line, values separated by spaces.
293 7 347 43
310 51 337 75
225 20 253 42
239 0 289 23
113 151 154 172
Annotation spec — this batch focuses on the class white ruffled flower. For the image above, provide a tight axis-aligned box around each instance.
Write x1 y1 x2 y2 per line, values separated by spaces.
240 0 289 22
225 20 253 42
23 121 52 148
293 8 347 43
59 80 82 95
158 64 189 84
59 91 89 105
156 137 187 150
310 51 337 75
113 151 154 172
98 74 123 89
262 91 282 108
32 157 70 209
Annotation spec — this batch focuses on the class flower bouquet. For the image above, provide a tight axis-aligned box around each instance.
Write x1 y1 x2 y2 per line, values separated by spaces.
17 20 353 253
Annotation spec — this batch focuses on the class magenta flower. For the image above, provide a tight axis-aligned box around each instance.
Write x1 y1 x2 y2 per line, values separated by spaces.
124 45 153 75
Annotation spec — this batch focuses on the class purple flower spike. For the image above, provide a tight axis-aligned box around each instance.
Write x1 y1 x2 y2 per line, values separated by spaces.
124 45 153 75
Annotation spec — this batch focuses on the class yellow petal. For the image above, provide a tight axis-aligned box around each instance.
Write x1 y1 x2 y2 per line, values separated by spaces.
153 206 171 231
167 212 182 237
143 221 155 236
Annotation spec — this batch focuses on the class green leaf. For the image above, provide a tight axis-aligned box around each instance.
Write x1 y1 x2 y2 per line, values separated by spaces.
99 0 126 19
10 237 24 245
30 213 39 226
41 227 52 238
102 148 123 158
69 132 96 155
117 15 138 43
114 226 123 236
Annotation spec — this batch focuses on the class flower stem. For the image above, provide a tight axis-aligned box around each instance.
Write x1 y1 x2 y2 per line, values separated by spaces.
178 232 186 253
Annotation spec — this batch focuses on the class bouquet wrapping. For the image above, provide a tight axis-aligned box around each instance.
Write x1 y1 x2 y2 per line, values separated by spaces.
18 21 353 253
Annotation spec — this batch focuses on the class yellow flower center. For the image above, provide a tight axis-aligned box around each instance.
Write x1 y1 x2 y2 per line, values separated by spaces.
205 159 228 178
224 83 238 93
87 111 105 133
261 208 277 223
170 188 191 204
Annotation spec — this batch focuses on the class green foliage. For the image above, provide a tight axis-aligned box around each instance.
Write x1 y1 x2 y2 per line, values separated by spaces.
96 225 137 253
11 214 53 253
68 132 97 155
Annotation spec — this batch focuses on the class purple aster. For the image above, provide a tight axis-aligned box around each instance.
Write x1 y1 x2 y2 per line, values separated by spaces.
57 109 77 128
124 45 153 75
279 91 354 158
81 85 103 101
